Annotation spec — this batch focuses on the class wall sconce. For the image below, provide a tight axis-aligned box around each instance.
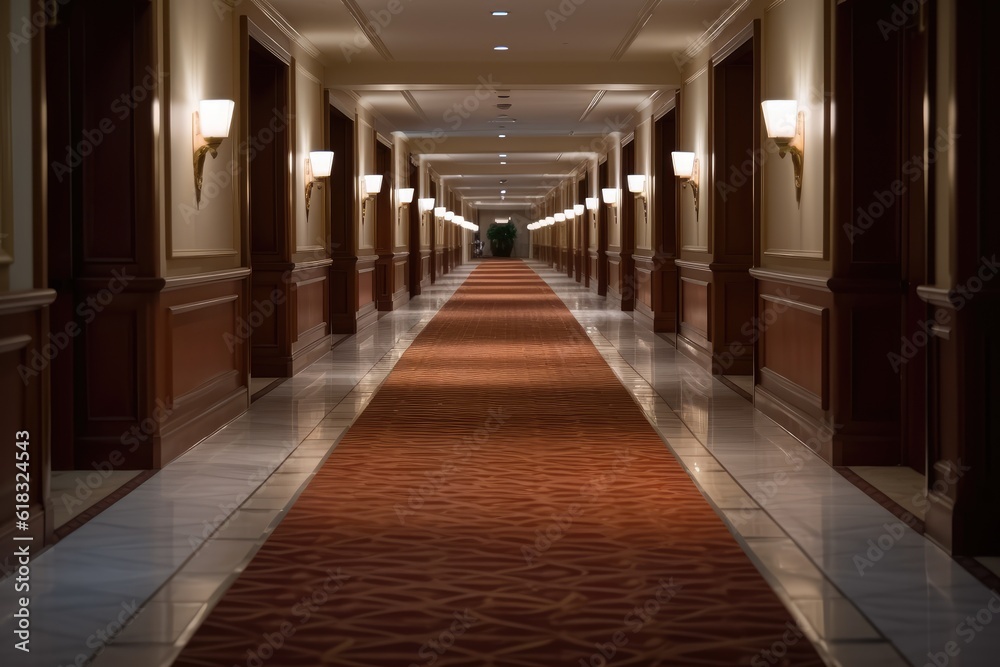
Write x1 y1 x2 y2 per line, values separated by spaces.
761 100 804 203
545 216 555 226
304 150 334 219
671 151 700 221
192 99 235 208
418 198 436 214
444 211 454 221
397 187 414 225
433 206 446 218
585 197 599 211
627 174 648 222
563 209 575 220
554 213 567 223
360 174 383 222
602 187 619 224
574 204 585 217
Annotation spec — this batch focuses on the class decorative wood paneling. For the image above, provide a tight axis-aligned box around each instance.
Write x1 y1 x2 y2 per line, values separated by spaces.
168 296 239 399
0 291 55 571
159 273 248 466
681 278 709 337
759 294 827 406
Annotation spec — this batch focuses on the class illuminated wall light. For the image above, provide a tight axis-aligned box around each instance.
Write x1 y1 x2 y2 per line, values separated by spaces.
761 99 805 203
585 197 599 211
303 150 334 219
192 99 235 208
627 174 648 223
670 151 700 221
360 174 383 222
574 204 585 216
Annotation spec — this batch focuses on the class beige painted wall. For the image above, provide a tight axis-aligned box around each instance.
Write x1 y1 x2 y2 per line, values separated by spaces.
634 116 653 251
295 63 327 252
675 0 831 271
356 117 377 252
163 0 333 275
165 0 239 271
760 0 827 263
679 68 709 253
2 0 35 292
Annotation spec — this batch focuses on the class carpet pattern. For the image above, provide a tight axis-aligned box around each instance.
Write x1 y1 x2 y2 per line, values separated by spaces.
173 261 823 666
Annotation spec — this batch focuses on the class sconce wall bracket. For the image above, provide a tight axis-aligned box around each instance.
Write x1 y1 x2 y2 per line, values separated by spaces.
775 110 805 204
681 157 700 221
192 111 224 209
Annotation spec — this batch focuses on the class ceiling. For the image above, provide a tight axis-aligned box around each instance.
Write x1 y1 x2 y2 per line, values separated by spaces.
267 0 740 211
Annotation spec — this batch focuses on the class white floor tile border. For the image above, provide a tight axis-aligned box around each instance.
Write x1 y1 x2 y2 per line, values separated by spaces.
528 261 1000 667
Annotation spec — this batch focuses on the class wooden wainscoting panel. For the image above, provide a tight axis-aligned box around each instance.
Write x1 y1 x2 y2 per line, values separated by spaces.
160 275 248 465
168 295 240 399
681 278 709 337
759 294 828 407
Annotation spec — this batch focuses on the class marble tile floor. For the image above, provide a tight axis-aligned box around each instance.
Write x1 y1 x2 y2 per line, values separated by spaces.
3 259 997 667
530 261 1000 667
849 466 928 521
50 470 145 529
0 269 475 667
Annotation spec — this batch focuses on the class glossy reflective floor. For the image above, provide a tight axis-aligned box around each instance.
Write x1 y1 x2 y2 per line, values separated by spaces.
1 260 997 667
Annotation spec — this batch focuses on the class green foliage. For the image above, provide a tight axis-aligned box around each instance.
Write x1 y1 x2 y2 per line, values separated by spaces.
485 222 517 242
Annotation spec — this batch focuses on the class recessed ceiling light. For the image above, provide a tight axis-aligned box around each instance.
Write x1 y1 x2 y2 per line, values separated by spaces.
494 45 508 51
501 190 507 194
500 161 507 165
492 11 509 16
498 134 506 138
499 154 507 158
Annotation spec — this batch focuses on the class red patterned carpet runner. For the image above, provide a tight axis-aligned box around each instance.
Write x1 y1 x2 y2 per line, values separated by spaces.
174 261 823 666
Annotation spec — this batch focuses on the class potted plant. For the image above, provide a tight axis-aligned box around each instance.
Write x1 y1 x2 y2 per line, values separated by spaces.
486 222 517 257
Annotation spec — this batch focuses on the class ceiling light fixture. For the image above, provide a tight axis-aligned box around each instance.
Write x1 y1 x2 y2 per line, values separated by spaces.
492 11 509 16
494 45 509 51
498 134 506 138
